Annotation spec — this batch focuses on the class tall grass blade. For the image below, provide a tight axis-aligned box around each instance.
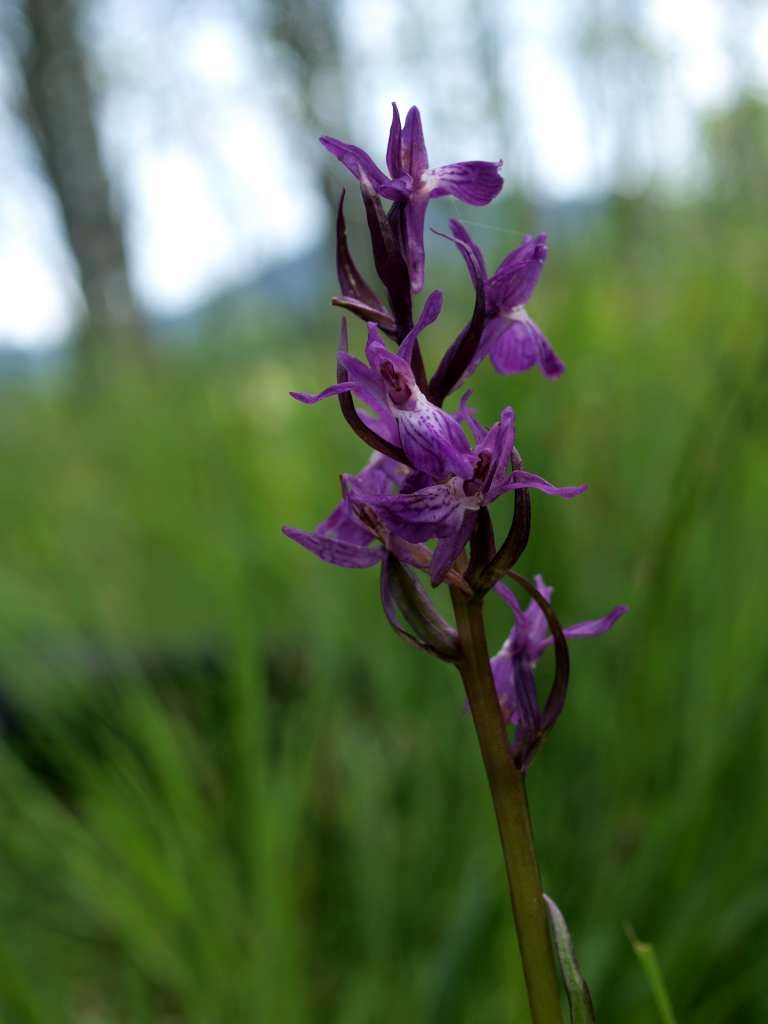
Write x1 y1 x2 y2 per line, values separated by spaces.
626 924 678 1024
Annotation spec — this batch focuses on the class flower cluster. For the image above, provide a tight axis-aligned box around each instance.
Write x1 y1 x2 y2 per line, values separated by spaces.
284 104 625 764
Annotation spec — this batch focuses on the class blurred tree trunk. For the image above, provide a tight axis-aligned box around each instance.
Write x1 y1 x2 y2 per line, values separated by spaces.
473 3 533 222
569 0 661 195
475 4 514 167
18 0 147 363
256 0 349 216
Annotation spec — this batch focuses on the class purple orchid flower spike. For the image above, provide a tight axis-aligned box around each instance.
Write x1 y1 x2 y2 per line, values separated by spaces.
321 104 503 293
291 302 476 481
359 407 587 586
446 220 564 380
288 101 627 1019
491 575 626 758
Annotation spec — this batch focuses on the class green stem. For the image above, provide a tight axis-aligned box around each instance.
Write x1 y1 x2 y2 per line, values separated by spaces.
451 587 562 1024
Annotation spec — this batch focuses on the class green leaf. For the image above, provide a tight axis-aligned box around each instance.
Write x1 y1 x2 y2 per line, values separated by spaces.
544 895 596 1023
625 925 678 1024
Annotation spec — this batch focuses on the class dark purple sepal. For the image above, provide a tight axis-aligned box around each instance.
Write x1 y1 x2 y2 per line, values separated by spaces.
428 226 488 406
506 571 570 770
466 506 496 582
507 656 542 757
331 294 396 332
282 526 385 569
334 191 396 333
359 178 413 339
386 103 403 177
473 442 531 593
319 135 410 201
474 488 531 592
380 555 460 661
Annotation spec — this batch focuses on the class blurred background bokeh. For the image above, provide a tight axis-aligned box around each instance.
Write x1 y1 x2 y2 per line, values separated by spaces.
0 0 767 1020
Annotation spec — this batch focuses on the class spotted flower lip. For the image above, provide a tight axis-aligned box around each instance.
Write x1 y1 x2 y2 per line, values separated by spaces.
320 104 503 293
446 220 564 379
357 406 587 586
491 574 627 728
290 299 476 481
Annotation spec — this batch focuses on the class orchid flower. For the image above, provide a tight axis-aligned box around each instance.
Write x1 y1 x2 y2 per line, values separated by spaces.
321 104 503 292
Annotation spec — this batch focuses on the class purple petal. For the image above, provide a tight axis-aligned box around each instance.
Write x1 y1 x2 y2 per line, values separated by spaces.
404 195 429 293
402 106 429 178
290 382 356 404
509 656 542 736
533 573 554 605
320 136 410 201
457 390 487 444
486 315 564 379
282 527 385 568
494 581 525 619
480 406 517 498
364 321 396 369
429 161 504 204
368 485 464 543
343 453 404 499
398 289 443 363
503 472 587 498
519 573 554 653
337 350 388 408
396 398 474 480
386 102 403 178
315 497 373 548
489 234 547 308
491 648 542 733
357 407 399 445
430 511 477 585
491 649 518 724
537 332 565 378
558 605 628 641
484 317 536 374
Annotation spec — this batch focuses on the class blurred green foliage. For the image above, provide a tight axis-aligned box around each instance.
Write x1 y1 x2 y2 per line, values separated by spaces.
0 196 766 1022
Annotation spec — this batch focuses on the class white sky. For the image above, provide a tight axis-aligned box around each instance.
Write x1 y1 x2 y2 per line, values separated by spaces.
0 0 766 348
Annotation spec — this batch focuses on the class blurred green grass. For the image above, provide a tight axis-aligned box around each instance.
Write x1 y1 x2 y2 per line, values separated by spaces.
0 204 766 1022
